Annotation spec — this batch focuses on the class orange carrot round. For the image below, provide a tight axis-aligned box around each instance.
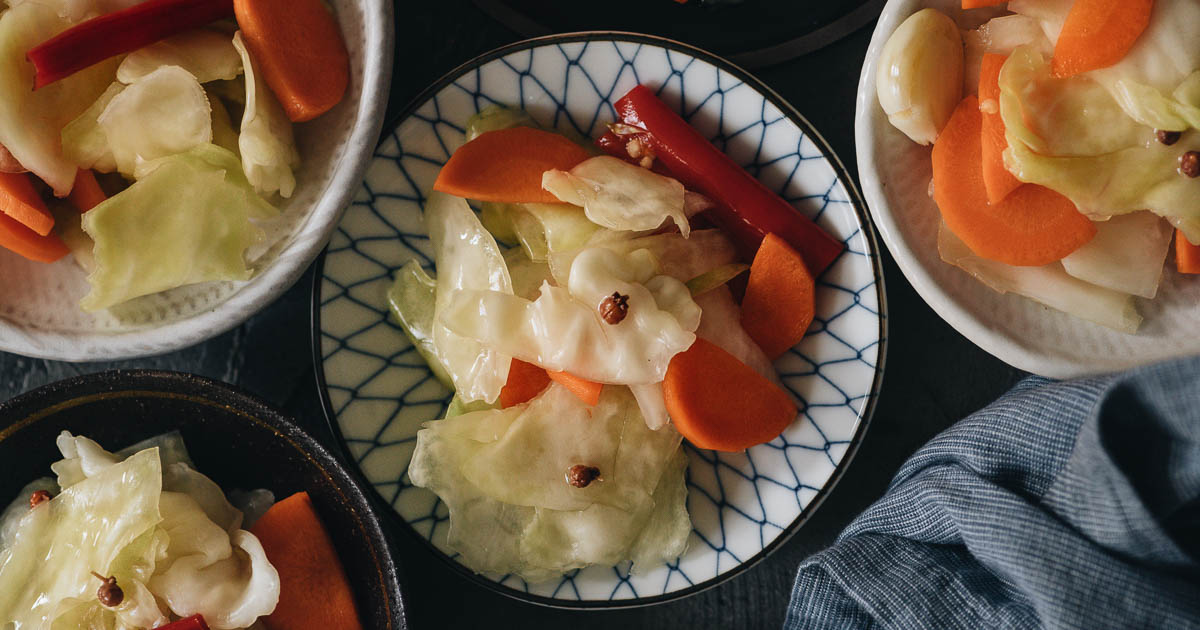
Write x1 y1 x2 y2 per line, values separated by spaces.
979 53 1023 206
740 233 815 359
546 370 602 406
67 170 107 214
663 338 797 452
433 127 591 204
1175 229 1200 274
498 359 551 408
0 210 68 262
1052 0 1154 77
932 95 1096 266
250 492 363 630
0 172 54 236
233 0 350 122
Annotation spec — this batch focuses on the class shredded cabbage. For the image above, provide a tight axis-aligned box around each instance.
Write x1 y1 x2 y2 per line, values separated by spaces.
80 145 277 311
549 228 737 286
441 247 699 385
117 28 243 85
939 222 1141 333
232 31 298 198
409 384 688 581
426 191 513 403
98 65 213 177
543 156 691 237
386 260 455 389
1060 212 1173 299
0 3 120 195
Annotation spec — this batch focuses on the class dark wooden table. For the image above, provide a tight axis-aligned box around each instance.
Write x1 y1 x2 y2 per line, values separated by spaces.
0 2 1028 628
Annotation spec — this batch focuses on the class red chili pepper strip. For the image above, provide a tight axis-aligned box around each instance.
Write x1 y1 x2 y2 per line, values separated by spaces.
612 85 844 275
158 615 210 630
26 0 234 90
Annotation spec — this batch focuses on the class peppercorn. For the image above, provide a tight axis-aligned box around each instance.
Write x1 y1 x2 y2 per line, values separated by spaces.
1180 151 1200 178
28 490 51 509
1156 129 1182 146
599 292 629 325
566 465 601 488
91 572 124 607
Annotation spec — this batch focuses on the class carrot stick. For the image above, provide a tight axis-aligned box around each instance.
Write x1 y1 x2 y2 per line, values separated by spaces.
0 172 54 236
1176 229 1200 274
67 170 106 213
979 53 1023 206
1052 0 1154 77
498 359 551 408
962 0 1006 7
0 211 68 262
233 0 349 122
932 96 1096 266
546 370 602 406
250 492 363 630
662 338 797 452
740 233 815 359
433 127 591 204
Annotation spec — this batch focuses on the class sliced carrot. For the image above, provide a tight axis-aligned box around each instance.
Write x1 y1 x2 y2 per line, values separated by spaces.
1176 230 1200 274
0 172 54 236
740 233 815 359
67 170 106 213
932 96 1095 266
663 338 797 452
250 492 363 630
233 0 350 122
546 370 602 406
498 359 551 408
433 127 590 204
962 0 1006 7
0 210 69 262
979 53 1023 206
1052 0 1154 77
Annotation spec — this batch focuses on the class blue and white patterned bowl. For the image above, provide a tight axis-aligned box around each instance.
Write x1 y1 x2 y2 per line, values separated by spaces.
315 33 886 607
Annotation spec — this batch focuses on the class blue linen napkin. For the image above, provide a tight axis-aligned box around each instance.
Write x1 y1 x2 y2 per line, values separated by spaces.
785 356 1200 630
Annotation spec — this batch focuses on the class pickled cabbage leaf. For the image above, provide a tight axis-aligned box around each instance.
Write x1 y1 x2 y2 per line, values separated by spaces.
543 156 691 237
209 90 241 154
685 263 749 297
117 28 243 84
0 3 121 195
0 449 163 629
1000 47 1200 241
61 82 123 173
387 260 454 389
466 104 535 141
409 384 688 581
149 493 280 629
80 145 276 311
426 191 513 403
1061 212 1173 299
232 31 299 198
441 247 699 384
694 286 781 387
630 383 669 431
549 228 737 286
939 223 1140 333
963 14 1052 95
504 247 555 301
484 202 601 262
98 65 213 177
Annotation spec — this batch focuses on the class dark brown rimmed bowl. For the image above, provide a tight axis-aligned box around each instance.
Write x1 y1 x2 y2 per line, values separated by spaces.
0 370 405 628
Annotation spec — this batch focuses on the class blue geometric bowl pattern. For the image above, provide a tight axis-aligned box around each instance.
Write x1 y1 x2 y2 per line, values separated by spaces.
316 33 886 606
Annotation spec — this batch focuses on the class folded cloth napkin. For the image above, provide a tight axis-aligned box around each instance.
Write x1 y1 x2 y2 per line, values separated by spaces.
785 356 1200 630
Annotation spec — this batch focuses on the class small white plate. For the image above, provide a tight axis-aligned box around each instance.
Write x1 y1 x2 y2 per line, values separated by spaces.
857 0 1200 378
317 33 886 607
0 1 393 361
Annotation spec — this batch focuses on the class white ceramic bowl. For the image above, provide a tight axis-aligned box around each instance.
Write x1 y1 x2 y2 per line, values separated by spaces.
0 1 393 361
317 33 886 607
857 0 1200 378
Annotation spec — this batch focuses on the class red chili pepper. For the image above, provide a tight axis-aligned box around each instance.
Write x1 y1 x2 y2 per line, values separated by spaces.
158 615 210 630
26 0 234 90
609 85 844 275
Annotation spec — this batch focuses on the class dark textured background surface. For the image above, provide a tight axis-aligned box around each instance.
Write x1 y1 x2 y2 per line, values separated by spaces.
0 3 1027 628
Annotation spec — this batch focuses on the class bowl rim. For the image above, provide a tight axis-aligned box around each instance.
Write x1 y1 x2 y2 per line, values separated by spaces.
0 368 406 628
313 30 888 610
0 0 395 363
854 0 1152 378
